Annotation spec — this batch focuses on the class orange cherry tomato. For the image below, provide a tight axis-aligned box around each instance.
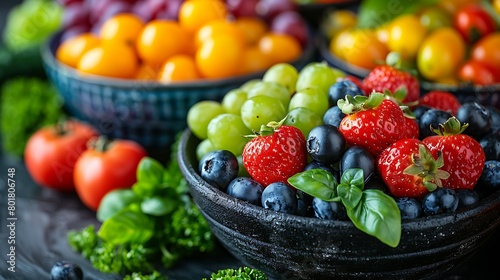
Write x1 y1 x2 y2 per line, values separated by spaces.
471 32 500 70
99 13 145 45
136 20 190 67
196 34 244 79
158 54 201 82
56 33 100 68
178 0 228 34
258 33 302 65
77 40 138 79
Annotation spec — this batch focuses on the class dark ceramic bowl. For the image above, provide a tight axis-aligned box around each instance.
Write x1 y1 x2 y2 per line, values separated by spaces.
41 31 315 153
178 128 500 280
317 34 500 110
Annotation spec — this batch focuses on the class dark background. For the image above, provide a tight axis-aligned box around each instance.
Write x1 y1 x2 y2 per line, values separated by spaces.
0 1 500 280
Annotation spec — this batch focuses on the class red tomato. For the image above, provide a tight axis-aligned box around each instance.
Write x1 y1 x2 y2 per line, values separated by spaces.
24 120 98 191
454 4 497 43
457 59 500 85
73 137 147 211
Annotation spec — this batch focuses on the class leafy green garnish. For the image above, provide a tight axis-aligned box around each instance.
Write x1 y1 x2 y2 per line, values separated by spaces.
203 267 268 280
68 135 215 278
356 0 438 29
3 0 62 51
0 77 66 157
288 168 401 247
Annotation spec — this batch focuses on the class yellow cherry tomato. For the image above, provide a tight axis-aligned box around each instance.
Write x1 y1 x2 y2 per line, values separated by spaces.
387 14 427 60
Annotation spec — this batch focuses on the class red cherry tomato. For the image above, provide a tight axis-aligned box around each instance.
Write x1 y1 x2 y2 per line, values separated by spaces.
24 120 98 191
457 59 500 85
454 4 497 43
74 137 147 211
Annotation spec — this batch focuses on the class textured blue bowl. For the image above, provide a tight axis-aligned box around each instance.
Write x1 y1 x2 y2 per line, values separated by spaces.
41 31 316 153
178 128 500 280
317 34 500 110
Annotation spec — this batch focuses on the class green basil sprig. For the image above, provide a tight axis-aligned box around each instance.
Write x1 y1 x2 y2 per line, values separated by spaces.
288 168 401 247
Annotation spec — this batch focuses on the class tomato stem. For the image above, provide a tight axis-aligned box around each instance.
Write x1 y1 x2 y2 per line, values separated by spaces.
92 136 111 152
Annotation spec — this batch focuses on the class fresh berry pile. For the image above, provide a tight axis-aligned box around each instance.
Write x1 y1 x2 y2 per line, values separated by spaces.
189 62 500 246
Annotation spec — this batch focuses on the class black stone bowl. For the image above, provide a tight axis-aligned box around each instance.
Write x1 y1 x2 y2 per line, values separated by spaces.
178 128 500 280
317 34 500 110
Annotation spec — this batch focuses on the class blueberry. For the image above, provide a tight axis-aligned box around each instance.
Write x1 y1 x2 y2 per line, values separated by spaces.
478 160 500 190
421 188 459 216
303 161 340 182
50 261 83 280
227 177 264 206
312 197 348 220
340 146 375 183
412 105 432 122
364 176 390 194
199 150 239 190
296 198 315 217
261 182 297 214
486 106 500 134
479 134 500 161
306 124 346 165
328 79 365 107
456 102 492 140
395 197 423 220
419 109 453 139
456 189 480 208
323 106 345 128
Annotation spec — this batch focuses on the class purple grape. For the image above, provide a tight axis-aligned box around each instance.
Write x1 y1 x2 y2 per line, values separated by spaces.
256 0 297 22
271 10 309 47
62 2 91 29
226 0 259 18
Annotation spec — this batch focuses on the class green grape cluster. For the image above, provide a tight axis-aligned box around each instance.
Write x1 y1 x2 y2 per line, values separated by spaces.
186 62 346 161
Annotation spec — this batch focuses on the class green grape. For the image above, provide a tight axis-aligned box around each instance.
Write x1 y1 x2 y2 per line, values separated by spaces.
240 95 287 132
289 88 329 119
221 88 247 115
295 62 346 99
246 81 291 109
196 138 217 161
262 63 299 94
285 107 323 138
240 79 261 92
207 113 251 156
187 101 225 140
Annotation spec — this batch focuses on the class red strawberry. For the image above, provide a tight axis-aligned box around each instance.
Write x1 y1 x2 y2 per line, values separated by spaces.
242 120 307 187
422 117 486 190
338 92 417 157
363 65 420 103
377 138 450 198
403 116 420 139
419 90 461 115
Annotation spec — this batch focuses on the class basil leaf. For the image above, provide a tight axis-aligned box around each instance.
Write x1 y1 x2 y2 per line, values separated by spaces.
137 157 165 186
287 169 339 201
347 189 401 248
141 196 177 216
132 181 157 198
340 168 364 190
337 184 363 211
97 189 141 222
98 204 154 245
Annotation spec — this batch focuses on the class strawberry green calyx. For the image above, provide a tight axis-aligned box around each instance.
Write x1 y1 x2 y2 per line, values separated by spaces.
404 144 450 192
337 92 385 115
244 116 288 138
431 116 469 136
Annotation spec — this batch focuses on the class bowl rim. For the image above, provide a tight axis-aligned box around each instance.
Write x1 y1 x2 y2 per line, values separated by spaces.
178 128 500 232
41 29 317 89
316 33 500 92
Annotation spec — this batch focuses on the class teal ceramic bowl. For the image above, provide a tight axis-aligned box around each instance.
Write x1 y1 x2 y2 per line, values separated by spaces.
41 31 316 153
